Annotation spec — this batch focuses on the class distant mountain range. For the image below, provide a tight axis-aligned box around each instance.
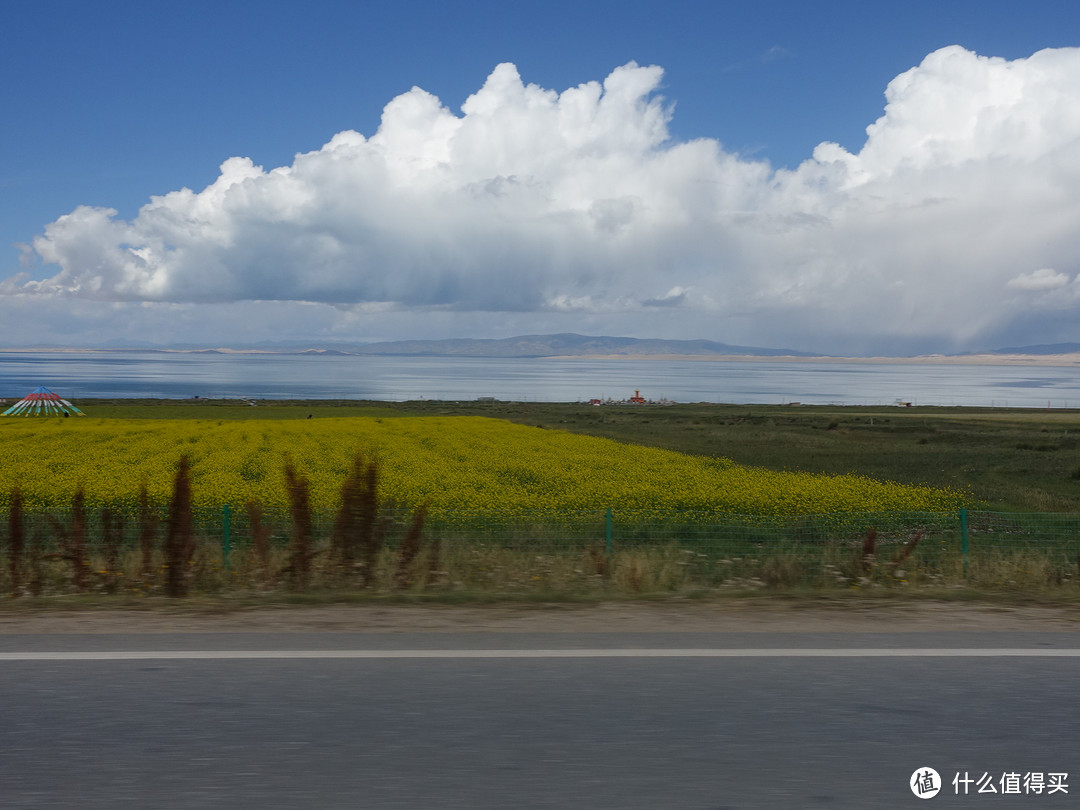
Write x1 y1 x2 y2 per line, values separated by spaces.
332 333 819 358
11 335 1080 358
978 343 1080 355
294 337 1080 358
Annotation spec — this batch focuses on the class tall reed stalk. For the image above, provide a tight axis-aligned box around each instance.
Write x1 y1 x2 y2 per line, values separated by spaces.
329 452 385 584
164 456 195 597
284 461 315 590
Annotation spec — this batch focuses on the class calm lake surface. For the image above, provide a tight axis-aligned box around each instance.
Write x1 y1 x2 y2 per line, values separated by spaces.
1 351 1079 408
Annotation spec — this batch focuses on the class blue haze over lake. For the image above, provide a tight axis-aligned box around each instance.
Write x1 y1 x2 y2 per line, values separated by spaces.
1 352 1079 408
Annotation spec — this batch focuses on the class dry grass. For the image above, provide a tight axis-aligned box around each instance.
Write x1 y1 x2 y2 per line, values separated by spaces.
47 488 88 593
6 485 24 595
3 534 1080 602
5 506 1080 601
137 484 158 580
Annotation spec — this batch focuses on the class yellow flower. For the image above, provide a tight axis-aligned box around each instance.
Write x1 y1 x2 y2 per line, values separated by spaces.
0 415 964 516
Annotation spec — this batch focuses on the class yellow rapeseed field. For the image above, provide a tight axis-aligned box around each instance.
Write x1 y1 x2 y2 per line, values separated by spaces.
0 416 964 514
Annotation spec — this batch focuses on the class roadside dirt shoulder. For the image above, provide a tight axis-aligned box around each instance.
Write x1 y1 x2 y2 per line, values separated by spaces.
2 599 1079 635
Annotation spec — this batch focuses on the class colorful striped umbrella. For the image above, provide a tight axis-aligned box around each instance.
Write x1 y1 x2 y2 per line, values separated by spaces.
1 386 85 416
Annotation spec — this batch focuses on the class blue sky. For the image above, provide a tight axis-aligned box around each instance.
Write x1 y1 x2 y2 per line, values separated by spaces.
2 0 1079 353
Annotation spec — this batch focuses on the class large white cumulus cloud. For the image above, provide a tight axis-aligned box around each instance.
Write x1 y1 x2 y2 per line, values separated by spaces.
7 46 1080 352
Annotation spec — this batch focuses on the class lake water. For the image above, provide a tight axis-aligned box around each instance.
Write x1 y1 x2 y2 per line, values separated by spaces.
1 351 1079 408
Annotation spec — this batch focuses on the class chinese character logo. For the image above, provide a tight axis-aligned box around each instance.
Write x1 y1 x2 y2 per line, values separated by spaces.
911 767 941 799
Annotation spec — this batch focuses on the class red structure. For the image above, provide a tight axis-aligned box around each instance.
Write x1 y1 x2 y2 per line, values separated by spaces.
629 389 646 404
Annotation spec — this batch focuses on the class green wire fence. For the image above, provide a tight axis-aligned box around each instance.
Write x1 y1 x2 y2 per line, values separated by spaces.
3 507 1080 595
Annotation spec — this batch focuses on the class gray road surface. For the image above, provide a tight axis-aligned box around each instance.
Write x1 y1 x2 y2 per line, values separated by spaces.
1 631 1077 809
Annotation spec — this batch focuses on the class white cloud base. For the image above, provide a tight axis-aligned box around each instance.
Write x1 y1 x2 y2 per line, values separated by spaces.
5 46 1080 354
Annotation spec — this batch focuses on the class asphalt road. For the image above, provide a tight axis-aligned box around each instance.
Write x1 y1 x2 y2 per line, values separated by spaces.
1 631 1077 809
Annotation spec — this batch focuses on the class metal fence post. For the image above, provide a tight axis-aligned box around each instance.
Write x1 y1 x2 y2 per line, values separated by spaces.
605 508 613 555
223 504 232 573
960 507 969 577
